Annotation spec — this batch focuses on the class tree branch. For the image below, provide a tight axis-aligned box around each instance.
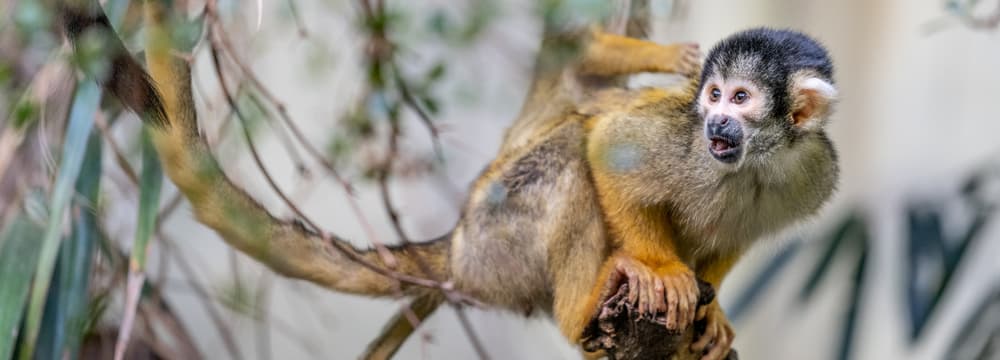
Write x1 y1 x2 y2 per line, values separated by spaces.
583 281 738 360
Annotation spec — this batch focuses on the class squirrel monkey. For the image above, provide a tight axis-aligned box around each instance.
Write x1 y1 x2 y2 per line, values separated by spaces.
57 0 836 357
582 28 839 359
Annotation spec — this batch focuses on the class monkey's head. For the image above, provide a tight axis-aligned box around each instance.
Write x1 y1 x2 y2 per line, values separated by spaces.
696 28 837 169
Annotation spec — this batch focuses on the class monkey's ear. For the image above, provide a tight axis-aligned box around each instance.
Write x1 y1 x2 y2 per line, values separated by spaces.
790 76 837 132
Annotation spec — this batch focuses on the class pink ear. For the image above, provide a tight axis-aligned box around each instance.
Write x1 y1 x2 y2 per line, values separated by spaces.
791 77 837 131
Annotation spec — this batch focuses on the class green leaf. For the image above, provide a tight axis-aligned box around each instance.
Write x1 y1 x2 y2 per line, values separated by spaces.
0 216 45 360
11 99 39 130
838 243 869 360
798 214 862 302
421 96 439 115
169 14 205 52
947 286 1000 359
132 128 162 270
36 132 102 360
19 80 99 360
115 127 162 359
727 242 801 322
425 62 446 82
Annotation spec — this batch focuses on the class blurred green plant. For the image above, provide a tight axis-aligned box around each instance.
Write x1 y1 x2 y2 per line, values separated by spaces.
728 160 1000 360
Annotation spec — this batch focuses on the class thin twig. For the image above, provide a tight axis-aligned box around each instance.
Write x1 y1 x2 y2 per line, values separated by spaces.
204 21 462 292
254 273 273 360
390 65 443 160
157 231 245 359
210 23 350 192
94 115 139 184
452 305 491 360
284 0 309 38
244 91 311 177
156 192 183 224
207 14 415 271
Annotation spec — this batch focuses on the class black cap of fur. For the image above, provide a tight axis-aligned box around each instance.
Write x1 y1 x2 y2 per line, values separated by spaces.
700 28 833 120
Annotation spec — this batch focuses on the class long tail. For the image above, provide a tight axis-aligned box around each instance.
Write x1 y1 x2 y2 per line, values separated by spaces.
58 0 450 297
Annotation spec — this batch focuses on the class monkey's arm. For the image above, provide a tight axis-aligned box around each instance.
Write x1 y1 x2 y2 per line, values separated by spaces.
578 28 701 78
503 28 700 154
588 187 699 330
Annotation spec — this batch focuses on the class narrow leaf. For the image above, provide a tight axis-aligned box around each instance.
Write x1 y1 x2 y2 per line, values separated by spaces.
798 214 861 302
114 127 162 360
946 287 1000 360
19 80 99 360
0 217 45 360
838 244 869 360
36 132 102 360
727 241 801 322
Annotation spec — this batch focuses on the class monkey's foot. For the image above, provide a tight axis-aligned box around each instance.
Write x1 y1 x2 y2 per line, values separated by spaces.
601 256 701 331
692 301 735 360
581 280 734 359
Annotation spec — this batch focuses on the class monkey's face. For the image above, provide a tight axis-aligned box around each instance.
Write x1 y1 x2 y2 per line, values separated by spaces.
698 70 837 170
697 73 772 166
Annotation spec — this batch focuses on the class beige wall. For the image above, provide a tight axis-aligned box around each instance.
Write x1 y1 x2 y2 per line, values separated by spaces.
150 0 1000 359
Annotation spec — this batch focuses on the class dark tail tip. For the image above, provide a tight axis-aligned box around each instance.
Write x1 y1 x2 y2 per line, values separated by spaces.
60 4 169 128
107 54 169 127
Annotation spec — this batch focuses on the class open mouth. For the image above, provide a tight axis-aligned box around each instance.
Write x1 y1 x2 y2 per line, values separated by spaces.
708 135 741 163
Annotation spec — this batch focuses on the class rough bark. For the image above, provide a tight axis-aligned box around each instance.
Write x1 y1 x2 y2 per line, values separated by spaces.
582 281 738 360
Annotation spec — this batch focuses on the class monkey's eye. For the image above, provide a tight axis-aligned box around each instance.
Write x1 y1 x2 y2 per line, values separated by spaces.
732 90 749 104
710 88 721 102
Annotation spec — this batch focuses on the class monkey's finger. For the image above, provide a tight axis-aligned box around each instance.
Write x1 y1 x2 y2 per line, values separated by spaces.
691 318 718 352
696 304 709 321
665 283 679 329
674 276 690 326
600 271 622 304
638 279 650 315
653 278 667 314
701 326 731 360
647 274 662 315
644 272 658 314
684 277 699 325
677 286 692 328
626 270 640 306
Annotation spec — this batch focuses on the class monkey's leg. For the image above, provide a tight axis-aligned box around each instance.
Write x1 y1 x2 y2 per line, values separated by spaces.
578 29 702 78
361 294 443 360
584 133 701 333
690 254 742 360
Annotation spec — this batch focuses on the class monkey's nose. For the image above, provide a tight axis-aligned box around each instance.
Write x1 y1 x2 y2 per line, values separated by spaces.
705 115 743 164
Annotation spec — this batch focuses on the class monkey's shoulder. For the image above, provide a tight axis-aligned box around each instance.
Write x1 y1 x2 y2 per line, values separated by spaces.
582 86 699 142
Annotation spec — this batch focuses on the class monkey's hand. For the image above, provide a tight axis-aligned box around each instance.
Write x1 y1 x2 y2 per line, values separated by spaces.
601 255 699 331
664 43 703 78
579 30 702 79
692 300 735 360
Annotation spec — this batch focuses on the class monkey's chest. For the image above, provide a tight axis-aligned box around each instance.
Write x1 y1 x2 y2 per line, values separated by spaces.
675 184 800 256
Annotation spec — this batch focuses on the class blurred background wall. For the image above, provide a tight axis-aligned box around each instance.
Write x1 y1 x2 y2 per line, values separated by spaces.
80 0 1000 359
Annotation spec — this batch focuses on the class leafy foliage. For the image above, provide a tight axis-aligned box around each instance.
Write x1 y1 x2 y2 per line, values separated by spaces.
729 160 1000 360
